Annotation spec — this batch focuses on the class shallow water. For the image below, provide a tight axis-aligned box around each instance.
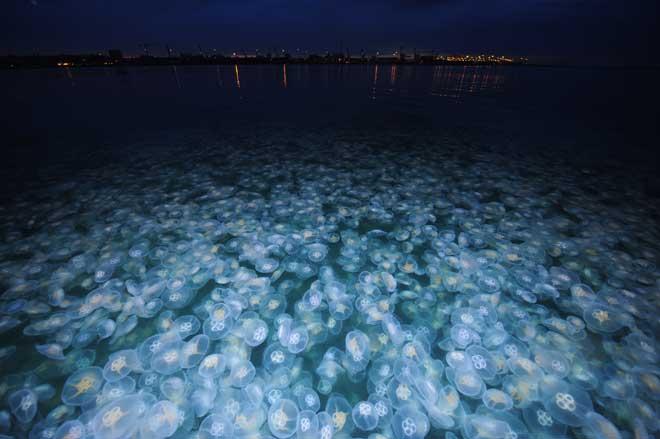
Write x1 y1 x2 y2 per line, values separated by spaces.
0 65 659 439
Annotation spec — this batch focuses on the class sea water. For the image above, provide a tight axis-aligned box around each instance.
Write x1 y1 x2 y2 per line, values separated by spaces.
0 65 658 439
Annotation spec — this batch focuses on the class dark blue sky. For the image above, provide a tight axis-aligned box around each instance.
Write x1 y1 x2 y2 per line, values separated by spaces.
2 0 657 63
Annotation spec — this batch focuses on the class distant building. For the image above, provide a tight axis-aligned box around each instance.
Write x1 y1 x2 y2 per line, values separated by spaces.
108 49 123 60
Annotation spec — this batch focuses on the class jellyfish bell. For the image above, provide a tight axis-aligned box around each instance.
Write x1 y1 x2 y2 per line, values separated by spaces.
268 398 299 439
352 401 379 432
539 376 593 427
199 413 234 439
9 388 38 423
103 349 139 382
142 400 182 438
54 420 85 439
391 404 430 439
35 343 66 361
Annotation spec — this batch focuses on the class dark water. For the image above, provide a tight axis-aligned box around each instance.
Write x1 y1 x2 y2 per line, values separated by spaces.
0 65 659 439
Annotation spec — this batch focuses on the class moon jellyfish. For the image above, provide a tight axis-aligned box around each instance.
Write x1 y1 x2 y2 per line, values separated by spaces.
582 411 622 439
151 342 184 375
540 376 593 427
268 398 299 438
174 315 201 339
391 405 429 439
35 343 65 360
8 388 38 423
326 393 354 435
240 316 269 347
296 410 319 439
583 304 626 334
345 330 370 372
297 387 320 412
352 401 379 431
461 414 510 439
102 376 136 400
522 402 567 437
142 400 182 438
54 420 85 439
453 368 484 398
198 353 226 378
103 349 139 382
203 304 234 340
255 257 279 273
230 359 256 387
180 334 209 368
286 324 309 354
482 388 513 411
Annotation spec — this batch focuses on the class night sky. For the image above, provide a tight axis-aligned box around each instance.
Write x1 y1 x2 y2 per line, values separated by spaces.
2 0 658 64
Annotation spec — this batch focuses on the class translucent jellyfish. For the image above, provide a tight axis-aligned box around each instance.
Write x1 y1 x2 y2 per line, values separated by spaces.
297 409 320 439
453 368 484 398
540 376 593 427
268 398 299 438
92 395 147 438
202 304 234 340
230 359 256 388
96 319 116 340
391 405 430 439
198 353 226 378
151 341 184 375
103 349 139 382
583 304 626 333
161 284 193 310
352 401 379 431
522 402 567 437
465 345 497 380
240 316 269 347
326 393 354 435
143 400 182 438
297 387 321 412
329 297 353 321
255 257 279 273
482 388 513 411
61 367 104 407
174 315 201 339
345 330 370 371
8 388 38 423
180 334 209 368
102 376 136 401
307 243 329 263
507 356 544 381
160 376 187 403
0 316 22 334
264 343 295 373
199 413 234 439
461 414 510 439
35 343 65 360
286 325 309 354
450 324 479 349
582 411 621 439
54 420 85 439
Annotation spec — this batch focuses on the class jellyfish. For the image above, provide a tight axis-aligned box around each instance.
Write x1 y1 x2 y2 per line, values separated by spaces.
325 393 354 435
103 349 139 382
174 315 201 340
0 316 21 334
35 343 65 360
198 353 226 378
296 409 320 439
465 345 497 380
352 401 379 431
230 360 256 388
539 376 593 427
198 413 234 439
453 368 484 398
482 388 513 411
180 334 209 368
142 400 181 438
583 304 626 334
391 405 430 439
9 388 38 423
286 325 309 354
202 304 234 340
268 398 299 438
160 376 187 403
151 341 184 375
582 411 622 439
522 402 567 437
240 317 269 347
344 330 370 371
297 387 321 412
102 376 135 401
61 366 104 406
54 420 85 439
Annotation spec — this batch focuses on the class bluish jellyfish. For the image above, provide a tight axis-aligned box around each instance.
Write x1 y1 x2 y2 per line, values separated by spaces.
54 420 85 439
198 353 226 378
461 414 511 439
583 304 626 334
296 409 320 439
453 368 484 398
198 413 234 439
286 325 309 354
241 316 269 347
35 343 65 360
180 334 209 368
143 400 182 438
33 383 56 401
539 376 593 427
0 316 21 334
297 387 320 412
344 330 370 371
522 402 567 437
9 388 38 423
202 304 234 340
96 319 116 340
103 349 139 382
465 345 497 380
482 388 513 411
230 359 256 388
391 405 430 439
102 376 136 400
352 401 379 431
62 366 104 406
268 398 299 438
159 375 187 404
255 257 279 273
582 411 622 439
174 315 201 339
325 393 355 435
151 341 184 375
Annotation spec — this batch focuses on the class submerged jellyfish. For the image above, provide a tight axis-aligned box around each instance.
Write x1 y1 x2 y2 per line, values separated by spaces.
36 343 65 360
540 376 593 427
391 405 430 439
103 349 139 382
151 341 184 375
268 398 299 439
326 394 354 435
230 360 256 388
54 420 85 439
199 414 234 439
93 394 146 439
9 388 38 423
352 401 379 431
296 410 320 439
482 388 513 411
180 334 209 368
143 400 182 438
198 353 226 378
